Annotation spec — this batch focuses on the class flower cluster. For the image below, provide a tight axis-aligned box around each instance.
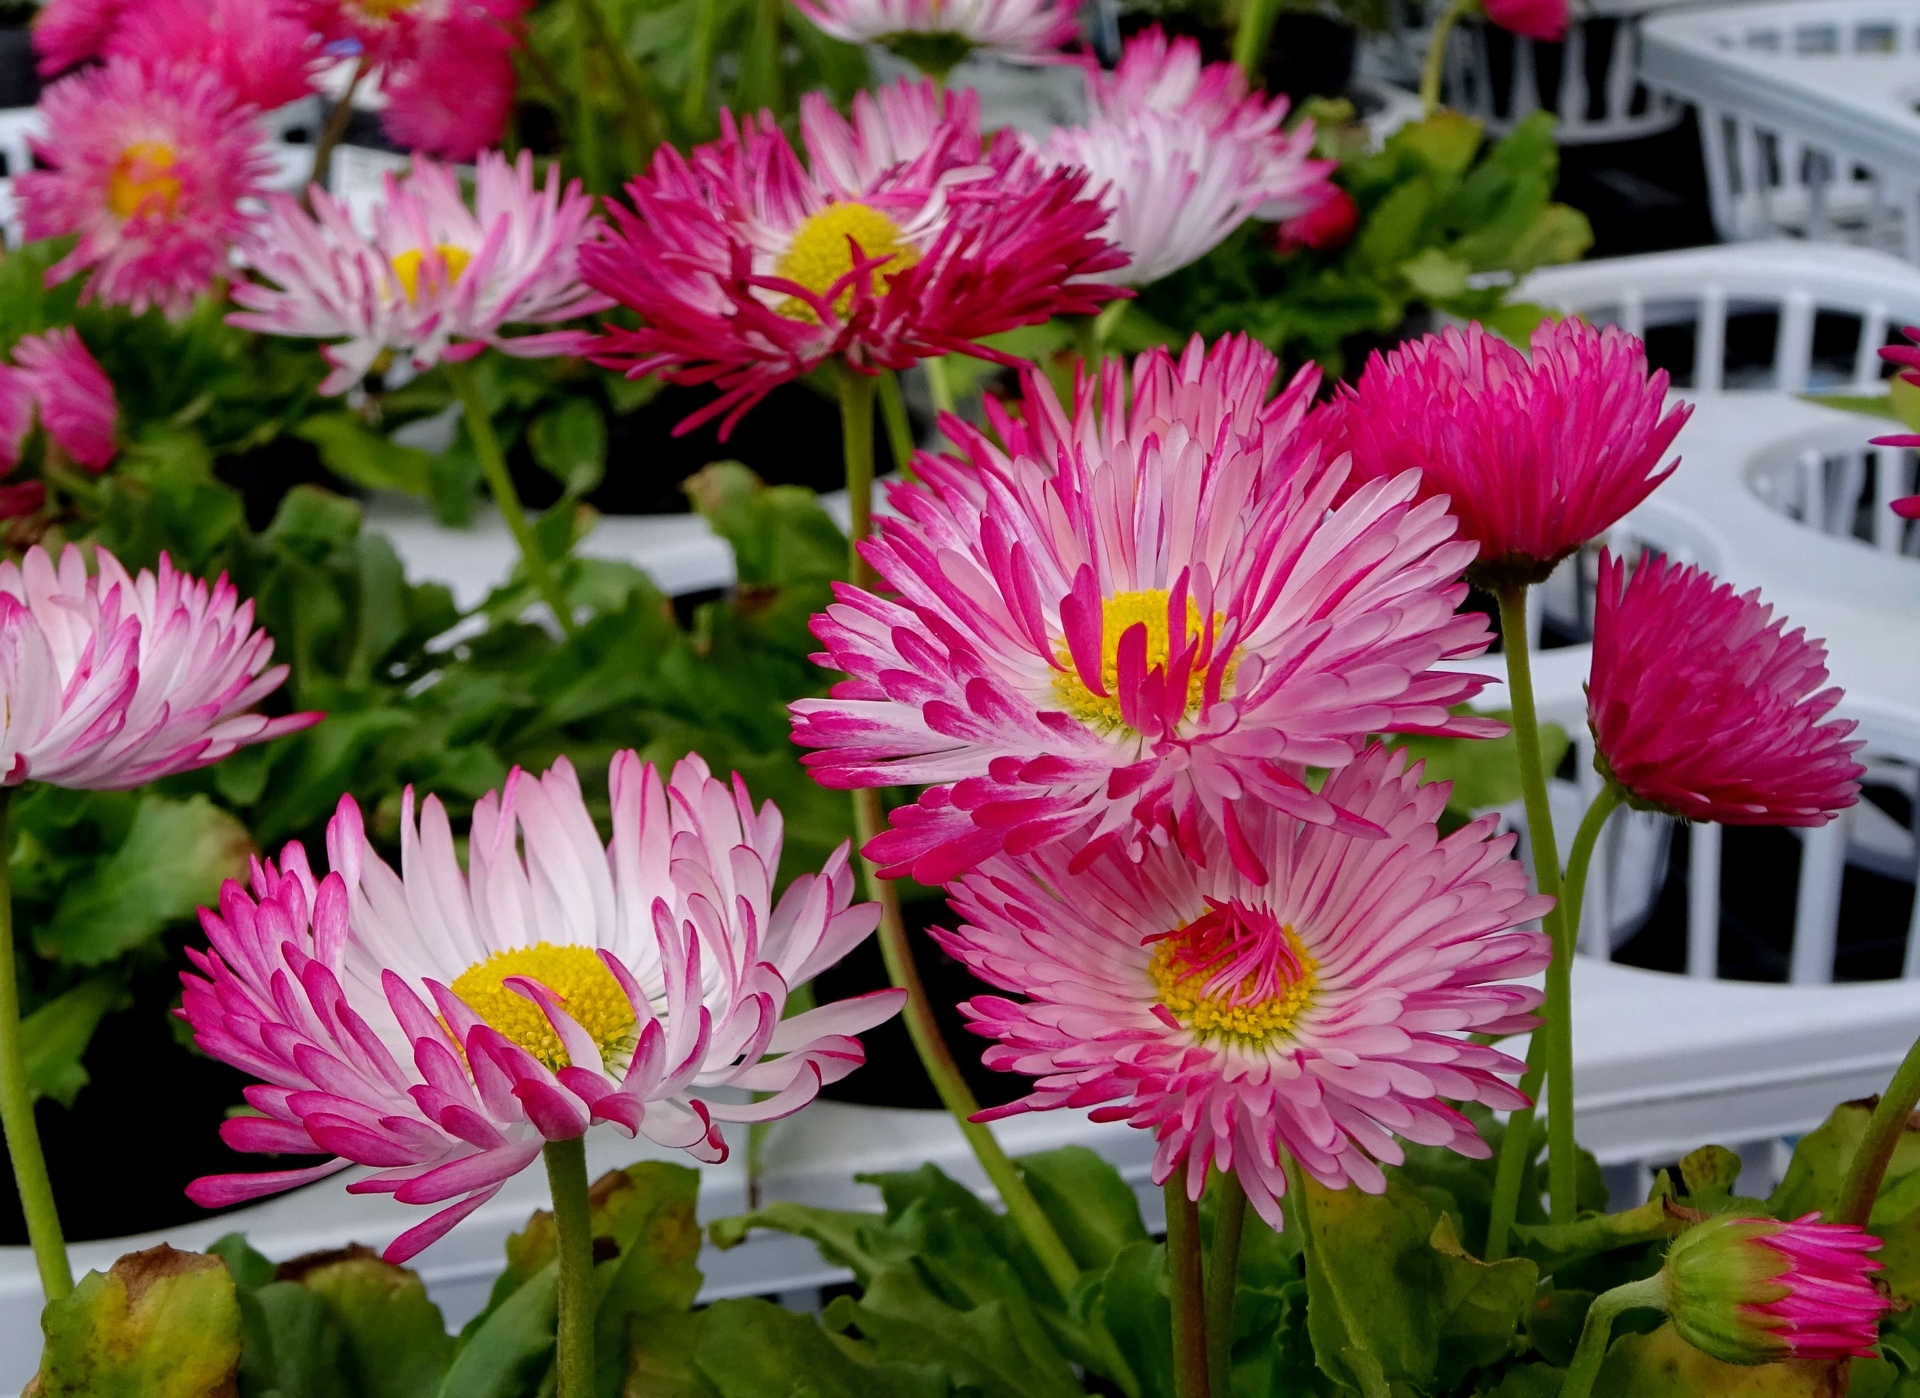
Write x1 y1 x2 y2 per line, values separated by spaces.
1031 28 1337 285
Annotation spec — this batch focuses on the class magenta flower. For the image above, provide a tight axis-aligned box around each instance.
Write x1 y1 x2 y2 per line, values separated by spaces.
1483 0 1568 41
302 0 526 73
1318 318 1691 586
792 0 1083 62
791 335 1500 885
935 743 1550 1222
18 60 269 318
105 0 324 113
30 0 126 76
1871 327 1920 518
13 328 120 473
0 544 320 790
1663 1213 1885 1363
1588 550 1863 825
230 150 609 394
583 79 1124 436
1277 185 1358 255
380 20 519 159
181 752 904 1262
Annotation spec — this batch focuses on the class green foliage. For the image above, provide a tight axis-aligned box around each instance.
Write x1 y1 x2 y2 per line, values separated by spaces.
1393 711 1572 831
36 1245 242 1397
1140 111 1591 375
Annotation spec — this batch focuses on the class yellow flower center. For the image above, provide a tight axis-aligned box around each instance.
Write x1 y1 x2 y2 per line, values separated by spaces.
390 244 473 303
450 942 637 1070
1051 589 1232 733
350 0 419 19
774 201 920 322
108 142 182 221
1147 899 1317 1047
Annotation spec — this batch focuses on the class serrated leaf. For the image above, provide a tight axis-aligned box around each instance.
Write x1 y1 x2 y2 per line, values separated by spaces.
1018 1147 1149 1273
34 1245 241 1397
1296 1171 1438 1396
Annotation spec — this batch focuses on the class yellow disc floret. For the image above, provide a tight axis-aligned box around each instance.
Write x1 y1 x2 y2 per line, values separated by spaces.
1051 589 1230 733
109 142 182 221
450 942 637 1070
774 202 920 322
391 244 474 304
1147 901 1317 1048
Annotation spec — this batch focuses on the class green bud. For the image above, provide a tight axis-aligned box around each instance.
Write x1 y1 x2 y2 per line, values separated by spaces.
1663 1214 1795 1365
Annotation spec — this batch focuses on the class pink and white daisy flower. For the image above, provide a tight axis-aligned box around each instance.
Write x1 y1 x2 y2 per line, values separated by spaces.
792 0 1083 64
181 752 905 1262
0 544 320 790
17 60 270 318
584 79 1124 436
13 328 120 473
791 335 1500 886
105 0 325 114
934 743 1552 1224
229 150 610 395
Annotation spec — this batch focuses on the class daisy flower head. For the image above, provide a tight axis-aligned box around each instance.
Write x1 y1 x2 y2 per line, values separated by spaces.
31 0 125 76
1588 550 1863 826
935 743 1552 1223
0 544 320 790
13 327 120 473
229 150 610 395
583 78 1126 437
180 752 904 1262
17 59 270 318
1317 317 1691 588
380 18 519 159
792 0 1083 70
105 0 325 114
791 334 1501 886
302 0 527 72
1661 1213 1885 1363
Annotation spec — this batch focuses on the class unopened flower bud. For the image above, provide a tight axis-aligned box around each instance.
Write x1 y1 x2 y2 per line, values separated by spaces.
1664 1213 1885 1365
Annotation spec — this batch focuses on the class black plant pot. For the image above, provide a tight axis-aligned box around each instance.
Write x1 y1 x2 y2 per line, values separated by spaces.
0 21 40 114
1262 11 1358 108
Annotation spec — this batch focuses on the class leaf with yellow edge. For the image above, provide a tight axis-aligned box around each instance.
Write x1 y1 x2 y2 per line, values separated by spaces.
31 1245 241 1398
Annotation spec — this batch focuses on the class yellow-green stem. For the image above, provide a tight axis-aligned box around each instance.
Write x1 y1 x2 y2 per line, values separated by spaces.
446 360 578 639
1232 0 1278 80
1560 1275 1666 1398
924 356 956 417
1483 1045 1543 1261
1562 783 1626 961
681 0 718 133
1494 584 1576 1225
1205 1172 1247 1395
878 369 917 482
1836 1027 1920 1225
0 789 70 1301
1166 1179 1210 1398
1420 0 1475 113
543 1137 595 1398
836 368 1081 1299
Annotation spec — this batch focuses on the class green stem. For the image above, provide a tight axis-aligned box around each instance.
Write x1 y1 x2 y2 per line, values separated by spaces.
543 1138 595 1398
1231 0 1278 80
1494 584 1576 1225
836 369 1081 1300
446 360 578 639
1562 783 1627 959
1483 1045 1544 1261
1166 1179 1210 1398
1560 1275 1667 1398
924 356 956 418
1205 1173 1248 1396
1419 0 1475 114
681 0 718 134
1836 1029 1920 1225
0 789 70 1302
308 56 371 202
1069 314 1101 371
878 369 917 482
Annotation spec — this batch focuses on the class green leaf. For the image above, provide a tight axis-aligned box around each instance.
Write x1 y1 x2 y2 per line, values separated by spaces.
1428 1214 1538 1389
1511 1191 1687 1277
289 1247 455 1398
684 461 847 588
698 1297 948 1398
236 1279 353 1398
1086 1240 1171 1398
22 975 128 1106
1395 713 1570 819
35 1245 242 1397
590 1163 704 1398
1295 1171 1438 1396
39 795 253 966
1595 1320 1845 1396
1389 109 1487 178
529 396 608 497
296 413 434 496
1399 248 1472 299
1018 1147 1150 1273
438 1264 557 1398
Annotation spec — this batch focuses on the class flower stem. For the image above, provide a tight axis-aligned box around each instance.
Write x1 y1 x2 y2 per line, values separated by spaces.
1562 783 1627 959
681 0 718 134
1836 1029 1920 1225
308 56 371 203
835 367 1081 1300
924 356 956 418
1232 0 1277 80
445 360 578 639
1493 583 1576 1226
1165 1179 1210 1398
1205 1172 1248 1396
878 370 917 482
543 1137 595 1398
0 790 70 1302
1419 0 1474 114
1560 1275 1667 1398
1483 1048 1543 1261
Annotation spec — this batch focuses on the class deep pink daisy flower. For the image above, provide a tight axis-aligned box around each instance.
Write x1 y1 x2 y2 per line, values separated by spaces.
791 335 1500 885
31 0 126 76
301 0 526 72
1663 1213 1885 1363
379 20 518 159
13 328 120 473
1317 318 1692 586
934 743 1551 1224
230 150 609 394
792 0 1083 62
1484 0 1568 41
583 79 1125 436
17 60 270 318
0 544 320 790
1588 550 1863 825
181 752 904 1262
105 0 324 113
